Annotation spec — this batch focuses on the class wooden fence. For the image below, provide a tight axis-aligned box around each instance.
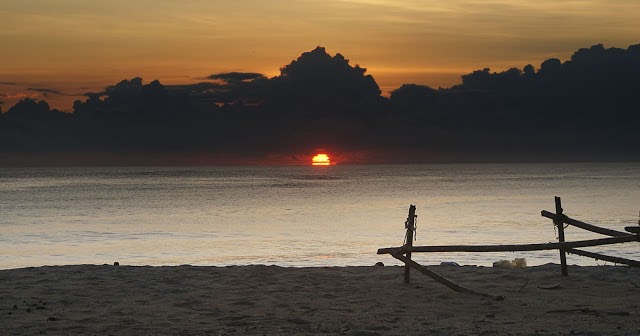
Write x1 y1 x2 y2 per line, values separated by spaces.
377 197 639 298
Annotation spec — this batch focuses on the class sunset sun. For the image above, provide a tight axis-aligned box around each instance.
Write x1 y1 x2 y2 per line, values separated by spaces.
312 153 331 166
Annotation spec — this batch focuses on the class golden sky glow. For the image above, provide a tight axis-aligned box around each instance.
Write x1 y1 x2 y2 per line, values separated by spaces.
2 0 640 110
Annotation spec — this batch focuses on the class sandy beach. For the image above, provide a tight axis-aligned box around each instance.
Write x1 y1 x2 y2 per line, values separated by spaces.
1 264 639 335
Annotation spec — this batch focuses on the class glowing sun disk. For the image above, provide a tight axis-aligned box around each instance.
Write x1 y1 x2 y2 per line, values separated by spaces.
312 153 331 166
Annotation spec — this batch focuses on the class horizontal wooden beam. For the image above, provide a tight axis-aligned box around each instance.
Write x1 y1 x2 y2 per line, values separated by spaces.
377 235 639 255
626 226 640 234
541 211 632 237
567 248 640 267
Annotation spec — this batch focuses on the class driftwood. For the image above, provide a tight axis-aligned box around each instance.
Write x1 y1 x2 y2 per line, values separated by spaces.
390 252 503 300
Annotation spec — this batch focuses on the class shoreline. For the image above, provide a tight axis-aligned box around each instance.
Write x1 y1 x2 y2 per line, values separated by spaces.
2 264 639 335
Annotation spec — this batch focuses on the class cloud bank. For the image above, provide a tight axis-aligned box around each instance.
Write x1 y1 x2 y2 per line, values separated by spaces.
1 44 638 164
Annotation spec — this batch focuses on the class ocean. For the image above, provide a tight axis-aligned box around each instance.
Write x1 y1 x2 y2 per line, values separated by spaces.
1 163 639 269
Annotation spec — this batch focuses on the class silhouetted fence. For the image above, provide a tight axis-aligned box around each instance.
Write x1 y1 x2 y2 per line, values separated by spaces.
377 197 639 296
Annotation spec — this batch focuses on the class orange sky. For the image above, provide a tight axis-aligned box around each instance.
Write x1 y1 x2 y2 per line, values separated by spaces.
2 0 640 111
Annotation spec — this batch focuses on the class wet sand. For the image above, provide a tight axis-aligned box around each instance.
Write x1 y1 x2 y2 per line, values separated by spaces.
1 264 639 335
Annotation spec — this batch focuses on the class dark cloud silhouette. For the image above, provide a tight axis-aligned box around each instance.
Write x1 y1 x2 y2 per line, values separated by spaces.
269 47 382 107
255 46 388 152
206 72 266 82
262 46 384 117
391 43 640 158
27 88 71 97
0 82 17 86
0 98 73 151
82 91 106 97
1 44 639 164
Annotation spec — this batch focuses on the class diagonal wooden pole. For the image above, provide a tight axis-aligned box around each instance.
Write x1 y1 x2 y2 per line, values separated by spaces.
392 253 503 300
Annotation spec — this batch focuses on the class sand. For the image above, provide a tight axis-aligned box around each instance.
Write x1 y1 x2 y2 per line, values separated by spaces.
1 263 639 335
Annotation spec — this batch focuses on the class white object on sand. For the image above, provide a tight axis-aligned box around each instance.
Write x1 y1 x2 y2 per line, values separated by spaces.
493 258 527 269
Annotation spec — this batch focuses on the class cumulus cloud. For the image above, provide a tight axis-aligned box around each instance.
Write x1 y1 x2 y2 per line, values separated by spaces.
1 44 639 163
264 46 383 113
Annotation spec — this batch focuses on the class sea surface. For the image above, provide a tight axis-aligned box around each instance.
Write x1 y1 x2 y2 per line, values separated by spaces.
1 163 639 269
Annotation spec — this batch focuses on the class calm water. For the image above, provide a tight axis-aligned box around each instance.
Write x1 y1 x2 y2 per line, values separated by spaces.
1 163 639 269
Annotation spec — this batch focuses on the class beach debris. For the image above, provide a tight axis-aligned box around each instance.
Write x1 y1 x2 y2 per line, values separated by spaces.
630 281 640 288
440 262 460 266
374 262 384 267
518 281 529 292
538 282 561 290
492 258 527 269
47 316 57 321
26 307 31 313
12 304 17 310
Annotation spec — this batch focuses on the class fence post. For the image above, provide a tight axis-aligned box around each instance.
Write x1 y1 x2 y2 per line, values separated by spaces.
404 205 417 284
554 196 569 276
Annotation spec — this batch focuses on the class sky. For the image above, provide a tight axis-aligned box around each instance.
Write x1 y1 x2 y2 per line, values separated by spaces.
1 0 640 111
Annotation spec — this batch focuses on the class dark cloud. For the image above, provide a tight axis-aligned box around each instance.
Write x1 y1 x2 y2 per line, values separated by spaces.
264 46 383 113
0 82 17 86
82 91 106 97
1 44 639 163
206 72 266 82
165 82 226 98
391 43 640 157
27 88 67 96
0 98 73 151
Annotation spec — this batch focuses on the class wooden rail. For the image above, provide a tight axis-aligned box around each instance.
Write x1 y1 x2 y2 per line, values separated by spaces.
377 197 640 295
541 211 632 237
567 248 640 267
377 235 638 255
